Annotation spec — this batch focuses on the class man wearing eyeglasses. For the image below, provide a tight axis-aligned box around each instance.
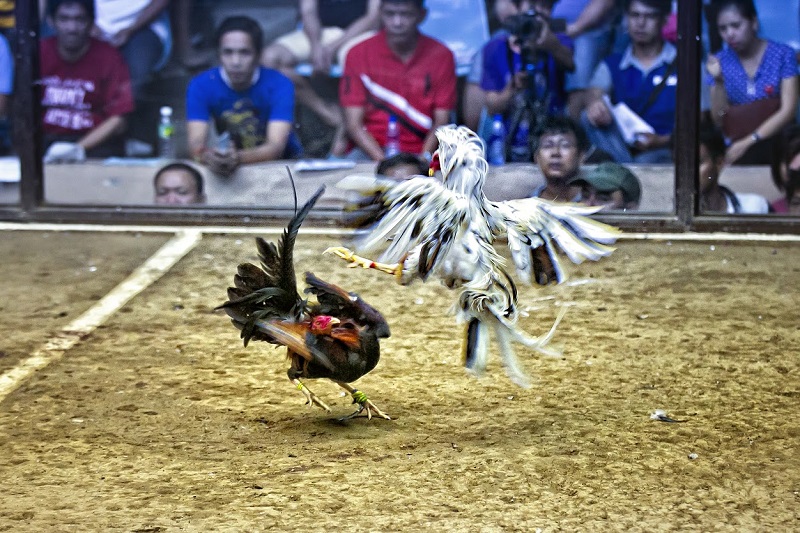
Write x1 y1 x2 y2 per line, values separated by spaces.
529 114 587 202
581 0 675 164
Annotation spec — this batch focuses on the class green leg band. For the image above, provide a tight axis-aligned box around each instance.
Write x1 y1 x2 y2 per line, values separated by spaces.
351 390 368 404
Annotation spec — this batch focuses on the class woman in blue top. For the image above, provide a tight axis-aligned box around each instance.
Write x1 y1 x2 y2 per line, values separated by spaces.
706 0 798 165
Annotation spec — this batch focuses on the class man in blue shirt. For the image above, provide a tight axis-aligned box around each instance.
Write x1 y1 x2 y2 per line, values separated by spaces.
581 0 675 163
482 0 575 162
187 16 299 177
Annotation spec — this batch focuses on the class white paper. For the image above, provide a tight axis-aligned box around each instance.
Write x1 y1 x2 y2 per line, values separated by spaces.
293 159 357 172
0 156 20 183
603 95 655 145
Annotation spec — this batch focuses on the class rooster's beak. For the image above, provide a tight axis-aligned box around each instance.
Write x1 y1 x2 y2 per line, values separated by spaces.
428 151 441 177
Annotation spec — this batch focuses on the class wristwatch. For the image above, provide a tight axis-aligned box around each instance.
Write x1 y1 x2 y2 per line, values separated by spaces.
751 132 762 142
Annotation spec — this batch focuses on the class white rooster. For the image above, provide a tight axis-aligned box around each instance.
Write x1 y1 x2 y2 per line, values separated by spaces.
327 125 619 388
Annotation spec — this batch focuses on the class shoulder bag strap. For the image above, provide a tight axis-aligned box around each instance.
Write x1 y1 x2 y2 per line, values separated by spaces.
637 59 677 118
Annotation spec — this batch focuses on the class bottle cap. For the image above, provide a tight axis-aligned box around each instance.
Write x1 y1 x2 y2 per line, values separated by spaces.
160 106 173 116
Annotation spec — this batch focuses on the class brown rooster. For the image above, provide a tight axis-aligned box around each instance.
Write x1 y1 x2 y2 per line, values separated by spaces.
217 186 391 420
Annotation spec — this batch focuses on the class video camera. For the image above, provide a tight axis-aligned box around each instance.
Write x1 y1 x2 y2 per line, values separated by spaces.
505 9 567 71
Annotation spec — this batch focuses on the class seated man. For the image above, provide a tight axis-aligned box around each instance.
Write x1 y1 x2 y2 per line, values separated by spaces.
93 0 171 100
569 161 641 210
153 162 206 205
529 114 586 201
482 0 575 162
40 0 134 162
555 0 617 118
340 0 457 162
582 0 675 164
262 0 381 155
461 0 531 133
699 124 769 214
187 16 300 177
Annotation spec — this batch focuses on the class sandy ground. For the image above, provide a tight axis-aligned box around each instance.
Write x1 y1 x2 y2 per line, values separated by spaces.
0 231 798 531
0 232 169 375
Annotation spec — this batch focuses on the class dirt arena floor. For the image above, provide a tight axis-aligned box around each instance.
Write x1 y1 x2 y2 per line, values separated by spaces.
0 229 798 531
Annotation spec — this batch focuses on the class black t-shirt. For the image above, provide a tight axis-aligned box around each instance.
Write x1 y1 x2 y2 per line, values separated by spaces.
318 0 368 29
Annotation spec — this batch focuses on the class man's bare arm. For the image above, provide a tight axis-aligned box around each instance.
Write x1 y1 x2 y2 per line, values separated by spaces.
187 120 210 159
539 26 575 72
236 121 293 163
108 0 170 47
77 115 127 150
300 0 324 50
422 109 452 156
566 0 615 38
325 0 380 53
344 106 384 161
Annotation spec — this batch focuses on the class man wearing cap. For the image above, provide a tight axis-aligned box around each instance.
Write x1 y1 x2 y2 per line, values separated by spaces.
570 161 641 210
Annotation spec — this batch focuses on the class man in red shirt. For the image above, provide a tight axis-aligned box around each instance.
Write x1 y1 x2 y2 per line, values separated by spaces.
40 0 134 162
340 0 456 161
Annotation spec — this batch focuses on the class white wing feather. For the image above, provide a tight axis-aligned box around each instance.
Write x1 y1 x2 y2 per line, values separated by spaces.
493 197 620 283
354 177 470 264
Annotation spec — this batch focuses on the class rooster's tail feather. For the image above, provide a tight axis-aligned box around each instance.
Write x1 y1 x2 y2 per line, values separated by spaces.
217 186 326 345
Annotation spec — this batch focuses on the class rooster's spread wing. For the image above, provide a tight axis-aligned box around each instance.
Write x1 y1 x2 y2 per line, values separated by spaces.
350 176 472 266
304 272 390 339
492 197 620 285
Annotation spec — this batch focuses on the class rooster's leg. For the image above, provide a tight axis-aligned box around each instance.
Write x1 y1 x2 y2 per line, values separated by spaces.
290 378 331 413
336 382 391 421
324 247 404 280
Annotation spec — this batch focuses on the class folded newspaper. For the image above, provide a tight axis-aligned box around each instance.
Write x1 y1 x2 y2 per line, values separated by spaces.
603 95 655 145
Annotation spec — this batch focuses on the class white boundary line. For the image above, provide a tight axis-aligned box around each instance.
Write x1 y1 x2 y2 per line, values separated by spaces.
620 232 800 242
0 222 356 237
0 222 799 242
0 230 202 403
0 224 796 401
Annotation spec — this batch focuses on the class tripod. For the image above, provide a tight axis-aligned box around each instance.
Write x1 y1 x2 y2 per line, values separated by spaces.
504 59 551 163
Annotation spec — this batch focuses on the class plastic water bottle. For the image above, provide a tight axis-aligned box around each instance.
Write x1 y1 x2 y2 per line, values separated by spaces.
509 116 530 163
384 115 401 158
157 106 176 159
487 114 506 166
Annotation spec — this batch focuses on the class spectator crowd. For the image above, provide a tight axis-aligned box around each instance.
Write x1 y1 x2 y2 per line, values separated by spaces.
1 0 799 211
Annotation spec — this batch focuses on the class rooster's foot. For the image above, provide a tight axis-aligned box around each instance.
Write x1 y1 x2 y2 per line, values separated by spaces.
292 379 331 412
324 247 403 278
337 384 391 421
